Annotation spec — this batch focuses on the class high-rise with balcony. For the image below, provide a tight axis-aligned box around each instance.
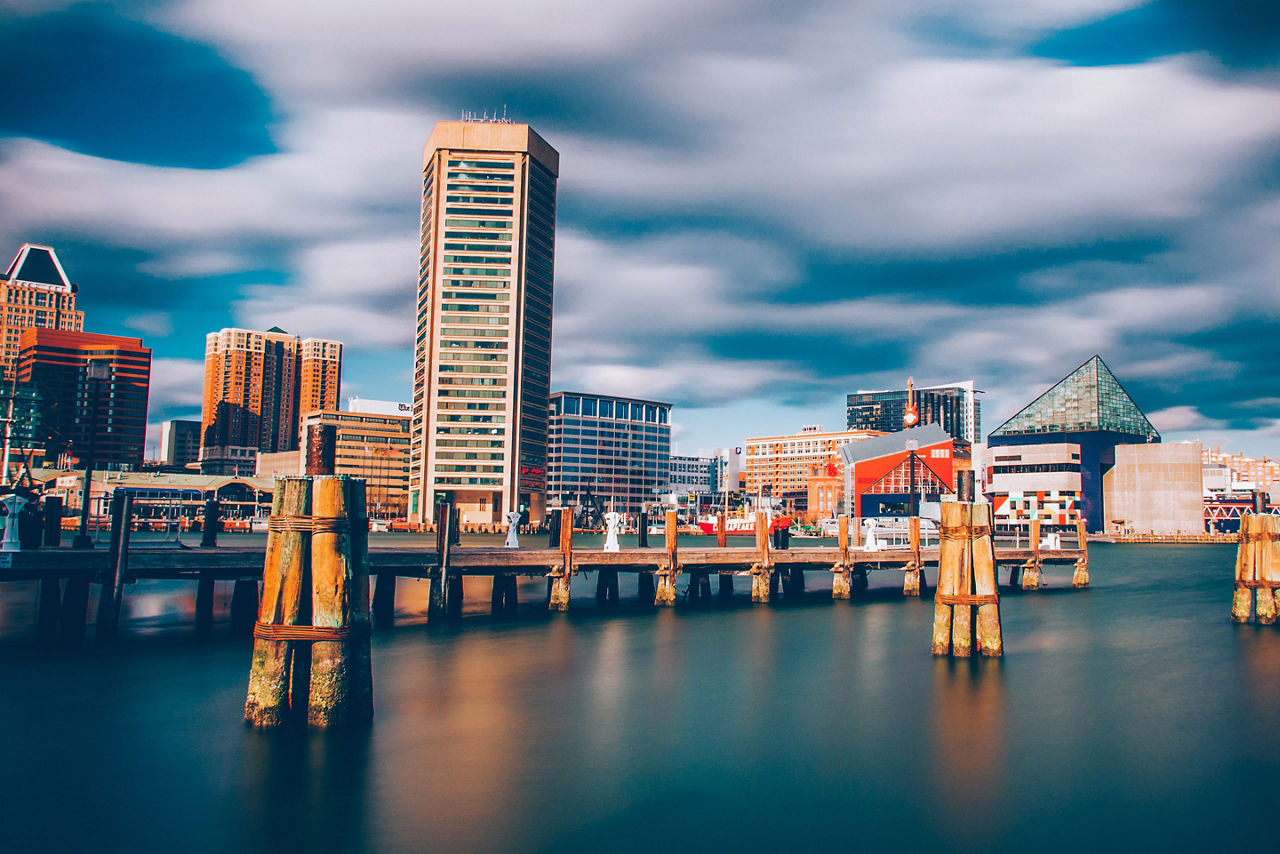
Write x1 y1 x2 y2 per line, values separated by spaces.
411 120 558 525
201 327 343 470
0 243 84 379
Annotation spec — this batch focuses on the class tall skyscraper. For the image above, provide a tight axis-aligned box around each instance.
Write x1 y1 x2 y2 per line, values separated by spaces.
0 244 84 379
18 329 151 468
411 119 558 524
201 326 343 458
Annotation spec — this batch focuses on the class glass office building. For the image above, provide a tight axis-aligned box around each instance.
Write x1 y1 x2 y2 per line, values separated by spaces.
546 392 671 515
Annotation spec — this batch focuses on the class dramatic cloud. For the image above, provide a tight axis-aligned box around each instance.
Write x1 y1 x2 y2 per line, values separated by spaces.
3 0 1280 455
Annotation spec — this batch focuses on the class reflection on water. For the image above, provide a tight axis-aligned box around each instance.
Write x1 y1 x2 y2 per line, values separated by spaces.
2 544 1279 853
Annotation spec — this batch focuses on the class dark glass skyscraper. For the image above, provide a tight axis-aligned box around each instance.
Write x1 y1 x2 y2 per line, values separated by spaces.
847 381 980 443
411 121 558 524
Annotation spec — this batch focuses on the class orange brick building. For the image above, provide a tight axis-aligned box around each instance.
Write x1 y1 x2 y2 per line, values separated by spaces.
201 327 342 456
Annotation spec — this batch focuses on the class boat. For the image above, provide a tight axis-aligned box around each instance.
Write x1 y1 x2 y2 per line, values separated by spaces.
697 513 792 536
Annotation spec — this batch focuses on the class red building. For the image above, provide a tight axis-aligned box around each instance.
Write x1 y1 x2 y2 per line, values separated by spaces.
18 328 151 467
836 425 956 517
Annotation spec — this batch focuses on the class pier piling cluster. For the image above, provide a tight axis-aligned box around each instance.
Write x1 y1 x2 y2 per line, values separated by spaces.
244 476 372 728
1231 513 1279 624
932 502 1003 657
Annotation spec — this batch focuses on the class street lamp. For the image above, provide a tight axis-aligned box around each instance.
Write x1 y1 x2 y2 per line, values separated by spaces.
905 439 919 519
73 361 110 549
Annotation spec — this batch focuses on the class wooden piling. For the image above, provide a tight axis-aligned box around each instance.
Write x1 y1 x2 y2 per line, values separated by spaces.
655 511 678 606
1232 514 1257 622
195 573 215 638
903 516 922 596
751 512 771 603
932 502 1001 657
96 492 131 642
492 573 519 613
307 476 373 728
1072 517 1090 588
1022 518 1043 590
229 579 258 638
1256 515 1277 625
59 569 91 647
716 512 726 548
832 515 852 599
373 570 396 626
932 503 960 655
428 501 451 619
245 478 311 727
972 504 1003 657
37 576 61 645
718 572 734 600
596 569 619 606
548 507 572 611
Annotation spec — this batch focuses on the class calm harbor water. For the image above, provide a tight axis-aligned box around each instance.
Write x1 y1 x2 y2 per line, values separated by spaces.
1 542 1277 853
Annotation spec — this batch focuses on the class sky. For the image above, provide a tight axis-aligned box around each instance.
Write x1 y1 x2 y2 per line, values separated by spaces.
3 0 1280 459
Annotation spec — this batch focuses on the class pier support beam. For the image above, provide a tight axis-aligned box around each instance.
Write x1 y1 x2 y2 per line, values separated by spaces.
718 572 734 601
373 571 396 626
548 508 573 611
1232 513 1278 623
1022 519 1043 590
655 511 678 606
595 569 619 606
195 573 215 638
230 579 259 638
58 570 90 648
428 500 452 620
492 574 519 614
96 492 132 642
832 516 852 600
903 516 922 596
751 512 772 604
1072 518 1090 588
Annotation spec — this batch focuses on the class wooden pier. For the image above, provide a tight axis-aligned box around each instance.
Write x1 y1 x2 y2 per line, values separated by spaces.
1 501 1090 645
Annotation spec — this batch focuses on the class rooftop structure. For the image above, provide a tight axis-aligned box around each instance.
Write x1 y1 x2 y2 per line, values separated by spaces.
0 244 84 380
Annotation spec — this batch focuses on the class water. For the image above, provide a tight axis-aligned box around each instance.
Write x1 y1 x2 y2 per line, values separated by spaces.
1 543 1277 853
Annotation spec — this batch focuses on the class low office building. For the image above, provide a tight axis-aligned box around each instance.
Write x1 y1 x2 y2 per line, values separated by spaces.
301 409 411 518
986 442 1082 528
1104 442 1204 535
546 392 671 516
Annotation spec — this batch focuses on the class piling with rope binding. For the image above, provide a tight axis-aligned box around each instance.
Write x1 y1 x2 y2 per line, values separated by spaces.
1231 513 1279 624
1072 516 1090 588
751 511 772 603
932 501 1002 657
1022 518 1043 590
655 510 678 606
832 515 852 600
903 516 922 597
244 475 373 728
548 507 573 611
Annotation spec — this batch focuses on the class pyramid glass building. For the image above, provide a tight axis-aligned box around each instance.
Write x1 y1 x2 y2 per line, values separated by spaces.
988 356 1159 531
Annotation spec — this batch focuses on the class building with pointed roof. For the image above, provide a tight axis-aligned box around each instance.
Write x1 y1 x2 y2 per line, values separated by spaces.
988 355 1159 531
0 244 84 379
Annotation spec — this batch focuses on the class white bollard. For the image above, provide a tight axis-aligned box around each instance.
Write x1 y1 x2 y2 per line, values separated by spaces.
0 494 27 552
603 511 622 552
503 510 522 549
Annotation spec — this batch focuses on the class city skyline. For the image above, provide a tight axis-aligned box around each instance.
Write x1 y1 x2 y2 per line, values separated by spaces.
3 3 1280 457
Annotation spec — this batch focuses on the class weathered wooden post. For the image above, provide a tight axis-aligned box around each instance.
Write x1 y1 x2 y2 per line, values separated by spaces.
95 492 132 642
492 572 520 613
58 568 91 647
932 502 1002 657
716 513 733 599
37 573 61 645
972 504 1003 656
1231 513 1279 623
1022 518 1043 590
307 476 374 728
230 576 259 638
833 515 852 599
42 495 62 546
903 515 922 596
245 478 311 727
305 423 337 476
200 497 220 548
373 568 396 626
655 510 678 606
751 511 772 603
1072 516 1090 588
548 507 573 611
637 511 649 548
428 499 450 619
